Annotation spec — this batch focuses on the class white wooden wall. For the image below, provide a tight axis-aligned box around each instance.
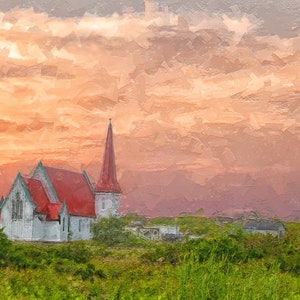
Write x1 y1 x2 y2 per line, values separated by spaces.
95 192 119 219
1 177 35 241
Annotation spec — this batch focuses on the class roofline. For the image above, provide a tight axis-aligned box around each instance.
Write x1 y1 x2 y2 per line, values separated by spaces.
20 175 38 210
58 201 67 216
94 190 121 195
82 170 95 193
2 173 36 210
68 214 96 218
32 161 60 203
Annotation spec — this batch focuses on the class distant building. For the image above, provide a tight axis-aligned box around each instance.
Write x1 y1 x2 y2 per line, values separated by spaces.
0 120 121 242
127 223 181 241
243 219 286 237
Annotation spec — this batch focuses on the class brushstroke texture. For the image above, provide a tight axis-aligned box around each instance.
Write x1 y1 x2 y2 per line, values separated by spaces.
0 5 299 219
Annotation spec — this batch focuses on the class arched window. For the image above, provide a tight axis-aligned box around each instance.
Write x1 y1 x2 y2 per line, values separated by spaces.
12 200 16 220
17 192 23 219
12 192 23 220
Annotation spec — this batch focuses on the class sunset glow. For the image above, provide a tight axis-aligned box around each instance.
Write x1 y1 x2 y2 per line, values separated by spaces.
1 6 300 219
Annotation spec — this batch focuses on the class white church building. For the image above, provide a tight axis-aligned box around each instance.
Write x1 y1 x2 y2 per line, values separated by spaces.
0 120 121 242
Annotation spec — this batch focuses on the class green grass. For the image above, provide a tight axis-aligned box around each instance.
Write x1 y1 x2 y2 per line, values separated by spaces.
0 218 299 299
178 254 300 300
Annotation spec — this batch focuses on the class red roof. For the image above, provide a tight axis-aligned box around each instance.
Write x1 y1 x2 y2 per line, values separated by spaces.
23 177 63 221
23 177 51 214
44 166 96 217
45 203 63 221
95 121 121 193
18 121 121 219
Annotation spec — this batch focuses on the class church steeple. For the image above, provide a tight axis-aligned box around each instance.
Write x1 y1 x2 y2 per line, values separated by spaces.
95 119 121 193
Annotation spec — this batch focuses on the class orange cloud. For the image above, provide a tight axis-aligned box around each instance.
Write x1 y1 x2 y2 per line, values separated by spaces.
0 8 299 218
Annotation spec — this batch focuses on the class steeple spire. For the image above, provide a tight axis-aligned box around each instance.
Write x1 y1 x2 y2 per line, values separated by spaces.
95 120 121 193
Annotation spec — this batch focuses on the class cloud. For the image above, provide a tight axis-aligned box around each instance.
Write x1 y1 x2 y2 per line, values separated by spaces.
0 8 299 219
222 14 260 43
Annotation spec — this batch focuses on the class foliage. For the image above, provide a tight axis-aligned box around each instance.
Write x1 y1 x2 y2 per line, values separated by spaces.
0 218 299 299
148 215 225 236
0 228 12 266
177 254 298 300
54 242 92 263
121 212 147 225
92 216 139 247
92 217 127 246
140 241 183 265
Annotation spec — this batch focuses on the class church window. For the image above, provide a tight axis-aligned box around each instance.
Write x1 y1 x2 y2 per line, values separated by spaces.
12 192 23 220
79 220 82 232
90 220 93 233
62 217 65 231
67 217 70 233
102 201 105 210
12 200 16 220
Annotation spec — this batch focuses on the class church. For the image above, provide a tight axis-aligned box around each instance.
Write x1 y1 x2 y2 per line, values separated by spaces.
0 120 121 242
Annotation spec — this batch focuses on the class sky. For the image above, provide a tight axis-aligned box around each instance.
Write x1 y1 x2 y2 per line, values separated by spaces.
0 1 300 219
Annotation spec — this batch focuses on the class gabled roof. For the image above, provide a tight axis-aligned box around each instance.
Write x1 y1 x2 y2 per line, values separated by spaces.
22 177 63 221
32 161 60 203
45 203 63 221
3 173 36 210
244 219 285 231
95 120 121 193
23 177 50 214
44 166 96 217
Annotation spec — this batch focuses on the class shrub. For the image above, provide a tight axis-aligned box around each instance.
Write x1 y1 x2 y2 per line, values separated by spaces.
74 263 106 281
0 228 12 266
141 242 182 265
183 236 242 263
92 217 131 246
54 242 91 263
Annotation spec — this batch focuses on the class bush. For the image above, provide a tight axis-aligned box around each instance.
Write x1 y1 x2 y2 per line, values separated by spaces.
92 217 131 246
74 263 106 281
141 242 182 265
184 235 245 264
54 242 91 263
0 228 12 266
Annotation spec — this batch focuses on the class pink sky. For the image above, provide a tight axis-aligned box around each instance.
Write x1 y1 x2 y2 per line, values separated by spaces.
0 8 300 219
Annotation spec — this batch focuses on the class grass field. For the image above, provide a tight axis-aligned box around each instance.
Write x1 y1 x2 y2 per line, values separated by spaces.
0 217 299 299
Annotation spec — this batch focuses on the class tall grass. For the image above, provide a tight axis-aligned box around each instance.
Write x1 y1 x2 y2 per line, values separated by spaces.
177 252 300 300
0 220 299 299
